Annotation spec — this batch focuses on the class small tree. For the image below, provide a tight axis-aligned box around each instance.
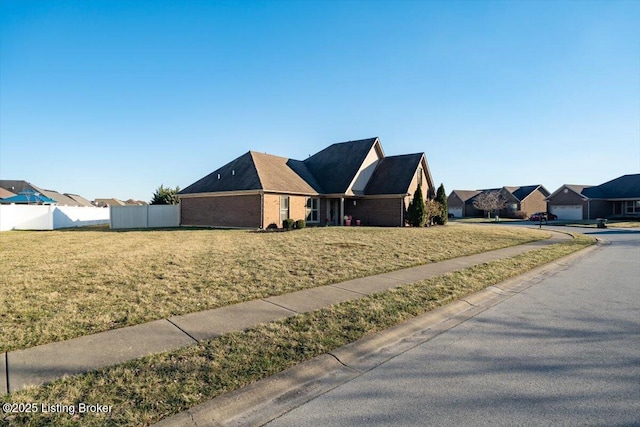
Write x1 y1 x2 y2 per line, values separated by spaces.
424 199 443 226
407 184 426 227
151 185 181 205
434 183 448 225
472 190 507 218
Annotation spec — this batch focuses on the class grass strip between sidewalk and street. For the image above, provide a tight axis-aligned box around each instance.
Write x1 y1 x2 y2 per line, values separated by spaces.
1 233 595 427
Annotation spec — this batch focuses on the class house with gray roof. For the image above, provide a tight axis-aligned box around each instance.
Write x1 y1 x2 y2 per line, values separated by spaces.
179 137 435 228
447 190 482 218
547 174 640 220
447 185 550 218
0 180 91 206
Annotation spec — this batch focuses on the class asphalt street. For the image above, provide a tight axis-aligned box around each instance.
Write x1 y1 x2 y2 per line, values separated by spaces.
266 228 640 427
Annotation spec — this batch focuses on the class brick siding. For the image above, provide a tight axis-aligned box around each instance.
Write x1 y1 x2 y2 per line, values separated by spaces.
520 190 548 217
344 198 403 226
180 194 261 227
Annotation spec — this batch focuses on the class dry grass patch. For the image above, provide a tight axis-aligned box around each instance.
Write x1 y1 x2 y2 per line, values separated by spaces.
0 225 549 351
0 233 594 427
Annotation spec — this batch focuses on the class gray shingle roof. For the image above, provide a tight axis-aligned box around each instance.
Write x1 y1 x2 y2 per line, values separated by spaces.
451 190 481 202
582 174 640 199
180 151 319 195
0 180 39 194
40 189 82 206
364 153 424 195
303 138 379 194
180 152 262 194
64 193 94 207
512 185 549 201
180 137 430 199
566 185 592 195
0 180 90 206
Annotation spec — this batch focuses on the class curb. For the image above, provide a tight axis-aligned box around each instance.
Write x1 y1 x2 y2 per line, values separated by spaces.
153 238 603 427
2 230 570 395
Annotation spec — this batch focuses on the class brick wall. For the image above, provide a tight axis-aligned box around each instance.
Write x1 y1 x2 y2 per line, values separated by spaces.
264 194 315 227
520 190 548 216
289 196 308 223
180 194 261 227
263 194 280 228
547 189 589 219
588 200 613 220
406 170 431 202
344 198 403 226
447 193 464 208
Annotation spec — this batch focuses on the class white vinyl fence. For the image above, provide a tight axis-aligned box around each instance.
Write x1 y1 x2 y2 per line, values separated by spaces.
0 205 110 231
109 205 180 229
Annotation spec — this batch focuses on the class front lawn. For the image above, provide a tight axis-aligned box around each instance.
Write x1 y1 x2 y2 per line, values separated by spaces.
0 233 595 427
0 225 549 351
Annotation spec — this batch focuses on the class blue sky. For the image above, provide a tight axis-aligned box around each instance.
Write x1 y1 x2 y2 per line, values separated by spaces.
1 0 639 202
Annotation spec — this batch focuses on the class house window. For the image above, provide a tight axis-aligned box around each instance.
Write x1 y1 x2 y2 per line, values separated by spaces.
280 196 289 224
306 197 319 223
625 200 640 214
417 167 423 184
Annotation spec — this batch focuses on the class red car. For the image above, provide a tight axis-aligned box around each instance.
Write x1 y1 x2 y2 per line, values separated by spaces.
530 212 557 221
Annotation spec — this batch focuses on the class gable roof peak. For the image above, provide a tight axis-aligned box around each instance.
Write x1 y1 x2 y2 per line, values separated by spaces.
303 137 384 194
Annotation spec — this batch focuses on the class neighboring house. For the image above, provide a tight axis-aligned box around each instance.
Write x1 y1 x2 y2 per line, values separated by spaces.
64 193 94 207
93 198 127 207
179 137 435 228
124 199 148 206
0 180 43 198
0 180 89 206
447 190 481 218
0 188 16 199
502 185 550 217
545 185 592 220
547 174 640 220
0 190 57 205
447 185 550 218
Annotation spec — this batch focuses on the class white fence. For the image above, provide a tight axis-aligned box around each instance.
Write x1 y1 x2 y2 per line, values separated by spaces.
109 205 180 229
0 205 110 231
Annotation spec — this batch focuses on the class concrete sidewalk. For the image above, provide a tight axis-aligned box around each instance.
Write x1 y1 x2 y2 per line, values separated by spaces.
2 231 571 395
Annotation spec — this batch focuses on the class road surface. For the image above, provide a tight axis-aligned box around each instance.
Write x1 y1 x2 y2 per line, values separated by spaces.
267 229 640 426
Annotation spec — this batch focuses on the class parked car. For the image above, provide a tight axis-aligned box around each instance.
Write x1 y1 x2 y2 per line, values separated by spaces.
529 212 558 221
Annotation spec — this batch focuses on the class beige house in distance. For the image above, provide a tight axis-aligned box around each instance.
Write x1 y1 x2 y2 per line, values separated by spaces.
179 137 435 228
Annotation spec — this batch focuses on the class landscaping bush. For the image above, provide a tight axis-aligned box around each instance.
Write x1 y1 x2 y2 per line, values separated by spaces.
435 183 448 225
295 219 306 229
282 218 295 230
266 223 278 230
510 211 528 219
407 184 426 227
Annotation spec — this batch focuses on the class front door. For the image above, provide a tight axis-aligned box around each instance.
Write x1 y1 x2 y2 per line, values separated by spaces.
325 199 341 225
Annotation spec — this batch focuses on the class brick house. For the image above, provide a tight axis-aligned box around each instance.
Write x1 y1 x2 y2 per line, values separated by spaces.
547 174 640 220
447 185 550 218
446 190 481 218
178 137 435 228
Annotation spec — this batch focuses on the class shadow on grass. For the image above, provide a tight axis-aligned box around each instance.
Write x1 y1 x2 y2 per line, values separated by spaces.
53 225 233 233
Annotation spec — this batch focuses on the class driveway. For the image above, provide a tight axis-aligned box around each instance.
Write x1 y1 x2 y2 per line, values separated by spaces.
266 229 640 426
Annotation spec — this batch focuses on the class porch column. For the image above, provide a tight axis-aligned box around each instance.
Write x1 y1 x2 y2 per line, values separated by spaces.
340 197 344 225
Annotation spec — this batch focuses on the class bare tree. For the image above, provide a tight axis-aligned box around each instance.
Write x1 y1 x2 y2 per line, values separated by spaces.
424 199 443 226
472 190 508 218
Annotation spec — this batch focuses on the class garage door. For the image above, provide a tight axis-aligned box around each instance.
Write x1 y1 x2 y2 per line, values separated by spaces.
449 207 463 218
550 205 583 220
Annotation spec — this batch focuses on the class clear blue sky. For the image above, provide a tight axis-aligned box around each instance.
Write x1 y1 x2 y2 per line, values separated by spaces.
1 0 639 202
